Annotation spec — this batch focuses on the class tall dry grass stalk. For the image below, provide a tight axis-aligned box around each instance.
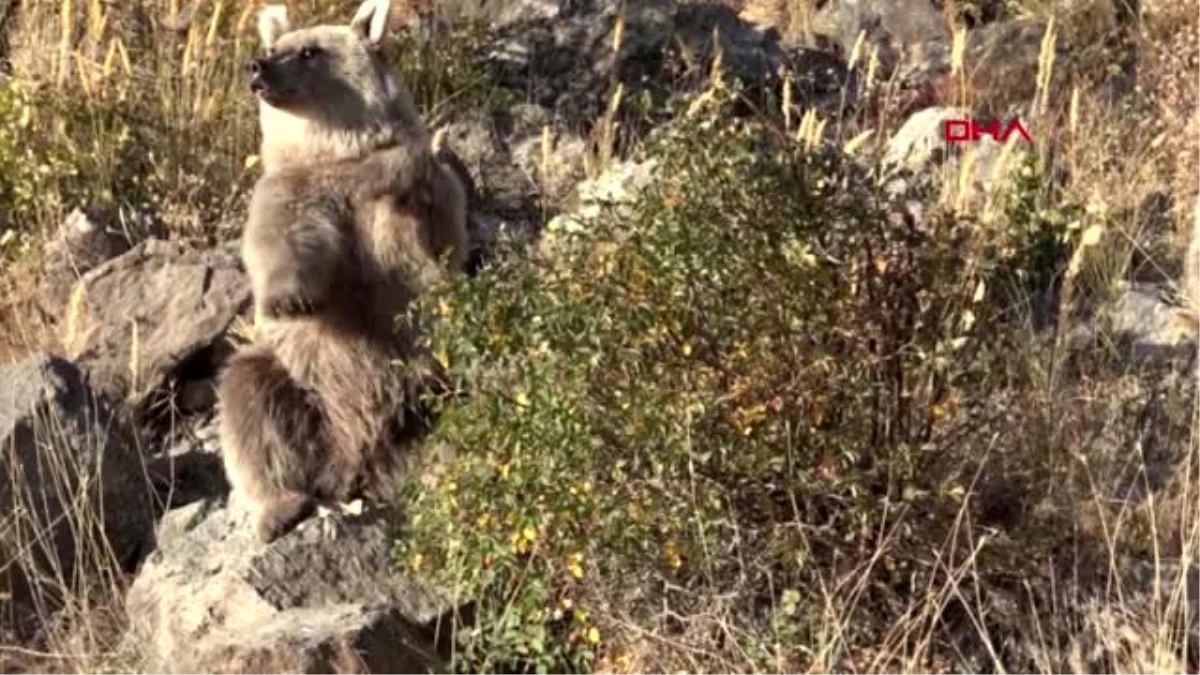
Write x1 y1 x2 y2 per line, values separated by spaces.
584 3 630 178
1 401 152 672
8 0 264 236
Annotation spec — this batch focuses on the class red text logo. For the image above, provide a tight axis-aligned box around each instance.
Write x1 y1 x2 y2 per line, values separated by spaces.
943 119 1033 144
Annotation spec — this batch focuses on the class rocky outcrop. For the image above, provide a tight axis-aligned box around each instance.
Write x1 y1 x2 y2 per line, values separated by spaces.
126 503 454 674
814 0 949 77
61 239 250 416
476 0 848 126
882 105 1014 207
427 0 860 263
0 354 154 634
1068 283 1199 368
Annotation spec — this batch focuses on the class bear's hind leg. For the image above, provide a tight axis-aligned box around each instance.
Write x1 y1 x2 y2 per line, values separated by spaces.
217 346 328 542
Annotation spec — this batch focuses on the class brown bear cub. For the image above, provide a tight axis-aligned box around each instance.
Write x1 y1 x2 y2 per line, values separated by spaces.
217 0 468 543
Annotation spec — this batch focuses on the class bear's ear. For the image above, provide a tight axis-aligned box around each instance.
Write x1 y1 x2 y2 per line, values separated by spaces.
350 0 391 47
257 4 291 50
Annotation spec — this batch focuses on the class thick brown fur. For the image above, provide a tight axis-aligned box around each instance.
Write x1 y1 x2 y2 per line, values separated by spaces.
218 0 467 543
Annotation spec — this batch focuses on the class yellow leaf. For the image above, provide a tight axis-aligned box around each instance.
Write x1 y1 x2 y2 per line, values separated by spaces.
663 540 683 569
842 128 875 155
972 279 986 303
1079 224 1103 248
515 391 530 407
586 627 601 644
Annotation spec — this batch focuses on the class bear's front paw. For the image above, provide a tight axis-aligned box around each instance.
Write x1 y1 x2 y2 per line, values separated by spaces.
264 294 320 318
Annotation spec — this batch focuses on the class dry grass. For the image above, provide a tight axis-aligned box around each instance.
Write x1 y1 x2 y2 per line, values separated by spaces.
6 0 264 234
0 392 155 674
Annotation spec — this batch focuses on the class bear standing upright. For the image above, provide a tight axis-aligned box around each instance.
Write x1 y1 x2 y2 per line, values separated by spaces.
217 0 468 543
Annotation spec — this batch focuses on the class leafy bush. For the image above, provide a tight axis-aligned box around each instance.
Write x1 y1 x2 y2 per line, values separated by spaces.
0 79 143 251
392 93 1099 672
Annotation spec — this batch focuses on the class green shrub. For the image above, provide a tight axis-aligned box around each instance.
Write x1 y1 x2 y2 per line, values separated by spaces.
391 90 1087 672
0 79 143 249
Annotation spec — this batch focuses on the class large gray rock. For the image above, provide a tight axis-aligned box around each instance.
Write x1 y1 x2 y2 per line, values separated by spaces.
960 18 1066 119
437 0 849 244
196 604 445 674
883 106 970 172
126 503 453 673
539 157 659 257
1071 283 1198 367
0 355 154 633
61 239 250 415
437 103 588 258
438 105 552 221
481 0 835 123
882 106 1021 211
815 0 949 77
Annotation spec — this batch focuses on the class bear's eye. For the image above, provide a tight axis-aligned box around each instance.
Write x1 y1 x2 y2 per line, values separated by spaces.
299 46 321 61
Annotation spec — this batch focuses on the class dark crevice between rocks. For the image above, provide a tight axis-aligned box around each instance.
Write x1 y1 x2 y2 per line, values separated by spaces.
139 340 237 528
141 338 235 434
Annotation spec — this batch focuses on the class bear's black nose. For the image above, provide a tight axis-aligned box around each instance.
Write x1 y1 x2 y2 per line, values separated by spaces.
248 59 270 93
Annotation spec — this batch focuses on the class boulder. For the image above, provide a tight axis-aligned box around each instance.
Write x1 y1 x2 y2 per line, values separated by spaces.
197 604 445 674
126 503 453 674
0 355 154 633
437 103 584 259
481 0 676 122
480 0 836 124
882 105 1021 211
960 18 1067 119
61 239 250 416
540 157 659 256
36 206 162 318
1069 283 1199 367
438 105 549 221
883 106 970 172
814 0 949 78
